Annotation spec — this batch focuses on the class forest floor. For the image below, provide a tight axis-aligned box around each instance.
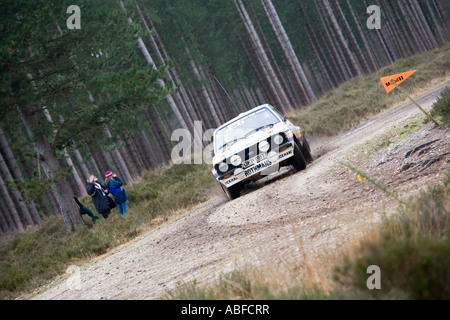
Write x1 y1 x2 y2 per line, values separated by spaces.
29 82 449 300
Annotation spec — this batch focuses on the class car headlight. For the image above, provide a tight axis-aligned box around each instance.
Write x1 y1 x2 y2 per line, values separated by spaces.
234 168 245 179
230 154 242 167
267 151 278 162
259 141 270 153
273 134 283 145
218 162 229 173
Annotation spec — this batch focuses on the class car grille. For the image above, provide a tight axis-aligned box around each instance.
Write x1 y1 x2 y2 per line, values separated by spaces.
215 132 288 173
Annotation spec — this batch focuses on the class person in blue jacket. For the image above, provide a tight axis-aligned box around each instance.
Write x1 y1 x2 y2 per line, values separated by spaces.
105 171 128 215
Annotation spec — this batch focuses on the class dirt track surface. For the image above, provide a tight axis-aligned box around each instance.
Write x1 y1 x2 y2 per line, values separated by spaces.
32 83 449 300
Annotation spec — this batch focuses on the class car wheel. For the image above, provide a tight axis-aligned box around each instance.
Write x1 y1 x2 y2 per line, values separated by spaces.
299 136 313 163
291 142 307 172
220 182 240 200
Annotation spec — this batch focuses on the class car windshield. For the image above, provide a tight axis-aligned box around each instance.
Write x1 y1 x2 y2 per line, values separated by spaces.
214 107 281 152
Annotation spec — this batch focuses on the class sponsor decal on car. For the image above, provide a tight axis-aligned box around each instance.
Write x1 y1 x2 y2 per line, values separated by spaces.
245 160 272 177
279 149 293 160
224 176 239 185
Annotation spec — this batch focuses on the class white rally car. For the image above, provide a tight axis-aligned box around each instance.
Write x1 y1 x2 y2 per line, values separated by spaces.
211 104 312 200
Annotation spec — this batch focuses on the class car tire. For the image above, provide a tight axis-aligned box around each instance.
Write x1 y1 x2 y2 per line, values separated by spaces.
220 182 240 200
299 136 313 163
291 142 307 172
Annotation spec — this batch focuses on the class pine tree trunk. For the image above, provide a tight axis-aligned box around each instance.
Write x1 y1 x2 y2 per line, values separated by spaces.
0 200 14 233
118 144 138 180
248 1 296 109
146 108 171 162
138 130 160 168
237 32 276 107
124 134 144 175
261 0 316 104
119 1 189 133
200 65 226 124
397 0 427 52
315 0 351 81
17 126 59 217
345 0 378 72
72 148 90 180
18 105 83 231
334 0 371 74
42 110 86 196
0 173 24 232
0 127 42 225
13 131 50 218
235 0 291 112
405 0 433 50
142 5 203 142
381 0 414 58
0 148 35 227
376 10 399 62
322 0 362 76
387 1 418 56
90 150 107 179
431 0 448 33
300 2 339 87
409 0 438 48
104 128 133 184
362 0 395 66
137 4 197 134
424 0 445 44
182 37 222 127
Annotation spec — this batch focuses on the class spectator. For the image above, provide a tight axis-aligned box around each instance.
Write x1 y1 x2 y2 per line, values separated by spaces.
105 171 128 215
86 174 111 219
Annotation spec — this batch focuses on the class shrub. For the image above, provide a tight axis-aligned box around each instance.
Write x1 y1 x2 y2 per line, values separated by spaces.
431 88 450 125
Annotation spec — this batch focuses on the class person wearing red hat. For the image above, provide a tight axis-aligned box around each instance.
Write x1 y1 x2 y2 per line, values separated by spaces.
105 171 128 215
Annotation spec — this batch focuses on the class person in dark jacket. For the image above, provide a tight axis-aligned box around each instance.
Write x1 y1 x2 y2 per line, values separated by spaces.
105 171 128 215
86 174 111 219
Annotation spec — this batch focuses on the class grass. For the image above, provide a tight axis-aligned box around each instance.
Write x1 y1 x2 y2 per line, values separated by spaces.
288 43 450 137
0 162 219 300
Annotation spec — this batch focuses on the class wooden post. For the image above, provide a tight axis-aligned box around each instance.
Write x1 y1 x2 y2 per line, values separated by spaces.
390 79 439 126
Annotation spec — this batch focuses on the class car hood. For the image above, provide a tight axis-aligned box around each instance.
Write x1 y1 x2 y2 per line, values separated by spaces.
213 122 287 164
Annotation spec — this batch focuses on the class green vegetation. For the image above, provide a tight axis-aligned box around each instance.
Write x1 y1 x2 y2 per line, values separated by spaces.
288 43 450 137
431 88 450 125
0 163 218 300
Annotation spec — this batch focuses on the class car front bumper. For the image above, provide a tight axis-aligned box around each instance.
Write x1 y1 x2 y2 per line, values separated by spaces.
216 141 295 188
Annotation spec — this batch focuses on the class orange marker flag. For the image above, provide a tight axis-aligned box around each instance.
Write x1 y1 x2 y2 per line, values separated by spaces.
380 70 417 93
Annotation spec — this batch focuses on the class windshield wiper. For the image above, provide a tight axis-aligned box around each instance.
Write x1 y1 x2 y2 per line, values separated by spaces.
244 123 275 138
218 136 246 150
